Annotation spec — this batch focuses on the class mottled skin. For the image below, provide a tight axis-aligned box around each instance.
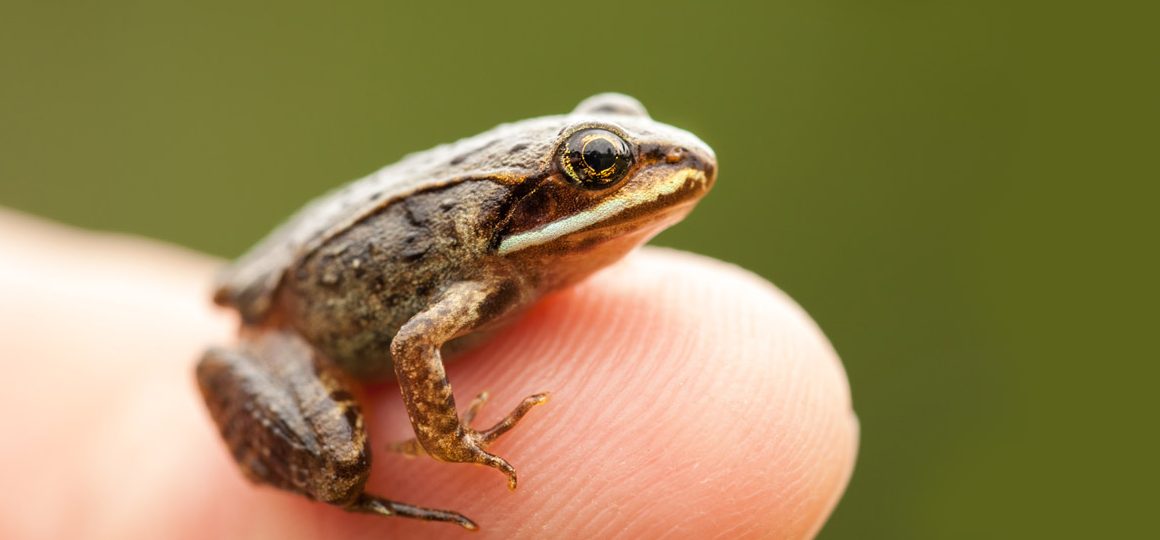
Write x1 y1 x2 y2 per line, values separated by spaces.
197 93 717 529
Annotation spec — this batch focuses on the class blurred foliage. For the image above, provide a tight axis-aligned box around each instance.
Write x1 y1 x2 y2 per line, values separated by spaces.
1 1 1155 538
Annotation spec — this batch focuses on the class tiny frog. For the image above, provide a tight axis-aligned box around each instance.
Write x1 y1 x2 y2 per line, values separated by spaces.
197 93 716 529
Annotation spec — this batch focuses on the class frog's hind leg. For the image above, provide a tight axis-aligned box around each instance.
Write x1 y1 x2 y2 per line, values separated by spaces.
195 330 477 530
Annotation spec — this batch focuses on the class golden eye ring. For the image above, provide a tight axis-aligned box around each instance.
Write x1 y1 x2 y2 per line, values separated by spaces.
560 128 634 188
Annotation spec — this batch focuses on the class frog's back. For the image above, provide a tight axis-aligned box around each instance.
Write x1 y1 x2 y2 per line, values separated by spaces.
213 116 566 323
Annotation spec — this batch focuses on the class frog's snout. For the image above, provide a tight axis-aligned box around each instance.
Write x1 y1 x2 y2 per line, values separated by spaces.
668 145 717 190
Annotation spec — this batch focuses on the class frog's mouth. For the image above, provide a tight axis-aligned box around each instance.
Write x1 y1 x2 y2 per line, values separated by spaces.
497 167 711 255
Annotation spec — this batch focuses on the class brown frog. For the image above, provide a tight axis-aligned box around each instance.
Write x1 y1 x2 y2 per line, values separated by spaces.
197 93 717 529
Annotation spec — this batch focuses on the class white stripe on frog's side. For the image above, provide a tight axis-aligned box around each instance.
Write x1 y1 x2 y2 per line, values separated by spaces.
497 169 703 255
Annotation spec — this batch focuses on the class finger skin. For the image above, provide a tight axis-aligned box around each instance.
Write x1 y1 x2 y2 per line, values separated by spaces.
0 211 857 540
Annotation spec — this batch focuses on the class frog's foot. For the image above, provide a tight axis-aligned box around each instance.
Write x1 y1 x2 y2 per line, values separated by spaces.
449 391 550 490
389 391 550 464
196 331 478 529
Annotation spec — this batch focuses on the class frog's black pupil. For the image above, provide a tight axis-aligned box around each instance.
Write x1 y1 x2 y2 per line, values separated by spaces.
583 138 618 172
561 129 633 188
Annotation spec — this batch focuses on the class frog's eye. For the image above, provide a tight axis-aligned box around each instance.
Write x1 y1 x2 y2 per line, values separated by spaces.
560 129 634 189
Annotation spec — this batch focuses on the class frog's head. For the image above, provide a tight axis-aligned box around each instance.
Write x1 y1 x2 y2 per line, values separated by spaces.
495 93 717 286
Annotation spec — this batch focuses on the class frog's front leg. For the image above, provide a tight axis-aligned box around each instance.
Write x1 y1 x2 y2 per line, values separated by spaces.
391 280 549 490
196 330 477 529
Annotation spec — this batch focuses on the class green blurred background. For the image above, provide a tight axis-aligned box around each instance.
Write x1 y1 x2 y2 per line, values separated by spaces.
2 1 1155 538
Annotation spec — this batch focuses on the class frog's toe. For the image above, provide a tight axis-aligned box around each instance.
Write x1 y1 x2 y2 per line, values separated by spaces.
462 390 491 426
474 450 519 491
475 391 550 445
349 493 478 530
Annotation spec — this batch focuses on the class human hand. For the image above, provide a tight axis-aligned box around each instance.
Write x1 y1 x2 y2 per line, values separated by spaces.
0 209 857 539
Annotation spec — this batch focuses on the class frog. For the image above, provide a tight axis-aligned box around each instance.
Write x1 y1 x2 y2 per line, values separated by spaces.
196 93 717 530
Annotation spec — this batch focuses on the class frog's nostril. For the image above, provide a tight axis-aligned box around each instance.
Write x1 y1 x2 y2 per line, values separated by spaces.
665 147 686 164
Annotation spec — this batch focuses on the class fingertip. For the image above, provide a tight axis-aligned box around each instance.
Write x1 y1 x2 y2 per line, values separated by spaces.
359 248 857 538
573 247 859 538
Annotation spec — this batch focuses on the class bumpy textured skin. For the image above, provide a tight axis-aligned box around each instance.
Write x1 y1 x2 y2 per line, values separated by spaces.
196 93 717 529
212 94 709 325
196 331 370 504
282 180 515 379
